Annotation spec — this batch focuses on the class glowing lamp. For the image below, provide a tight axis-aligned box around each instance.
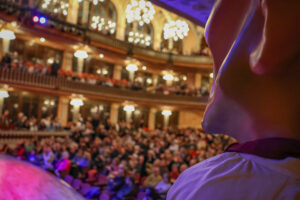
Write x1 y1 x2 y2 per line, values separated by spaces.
123 105 135 112
74 50 88 59
126 64 138 72
0 29 16 40
39 17 47 24
210 73 214 78
70 99 84 107
163 74 174 81
162 110 172 116
0 91 9 98
33 16 39 23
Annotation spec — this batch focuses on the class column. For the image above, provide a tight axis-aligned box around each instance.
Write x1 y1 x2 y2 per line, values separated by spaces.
67 0 79 24
168 38 173 50
110 103 119 125
186 73 195 88
57 97 69 126
162 110 172 129
0 98 4 116
113 65 122 80
61 51 73 71
77 58 84 73
81 1 90 26
2 39 10 55
195 73 202 89
152 74 159 86
153 34 162 51
116 19 126 41
148 108 157 130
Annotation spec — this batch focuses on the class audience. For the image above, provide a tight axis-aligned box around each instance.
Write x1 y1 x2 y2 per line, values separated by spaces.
0 112 237 199
1 52 210 97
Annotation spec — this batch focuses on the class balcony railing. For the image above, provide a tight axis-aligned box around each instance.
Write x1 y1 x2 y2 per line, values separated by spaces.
0 130 71 138
0 68 208 107
0 1 213 68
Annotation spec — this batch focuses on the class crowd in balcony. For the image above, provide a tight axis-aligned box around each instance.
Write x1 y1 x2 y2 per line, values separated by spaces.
0 110 63 131
0 52 210 97
0 112 237 199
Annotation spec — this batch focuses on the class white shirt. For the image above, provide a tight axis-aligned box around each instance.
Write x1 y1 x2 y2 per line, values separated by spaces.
167 152 300 200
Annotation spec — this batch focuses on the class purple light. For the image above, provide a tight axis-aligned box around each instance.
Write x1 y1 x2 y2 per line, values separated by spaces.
39 17 47 24
32 16 39 23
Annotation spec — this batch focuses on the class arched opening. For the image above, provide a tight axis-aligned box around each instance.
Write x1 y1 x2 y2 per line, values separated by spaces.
77 0 117 36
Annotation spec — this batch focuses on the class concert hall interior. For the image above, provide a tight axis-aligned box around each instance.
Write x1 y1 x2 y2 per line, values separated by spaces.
0 0 299 199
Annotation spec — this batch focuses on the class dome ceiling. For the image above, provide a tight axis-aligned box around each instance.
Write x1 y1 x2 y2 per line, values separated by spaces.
149 0 215 27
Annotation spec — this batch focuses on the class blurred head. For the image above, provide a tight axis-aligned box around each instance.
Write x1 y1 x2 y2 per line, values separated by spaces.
203 0 300 142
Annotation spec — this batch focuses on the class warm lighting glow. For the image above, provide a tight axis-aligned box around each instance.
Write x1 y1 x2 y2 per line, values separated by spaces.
162 110 172 116
183 75 187 81
128 31 151 47
163 74 174 81
126 64 138 72
164 20 189 41
142 66 147 70
40 37 46 42
123 105 135 112
210 73 214 78
74 50 88 59
99 53 104 59
0 29 16 40
91 15 116 34
126 0 155 25
70 99 84 107
146 78 152 84
0 91 9 98
41 0 69 16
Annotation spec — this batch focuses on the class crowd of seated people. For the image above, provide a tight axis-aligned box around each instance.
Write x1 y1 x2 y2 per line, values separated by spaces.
0 110 62 131
0 52 210 97
0 113 237 199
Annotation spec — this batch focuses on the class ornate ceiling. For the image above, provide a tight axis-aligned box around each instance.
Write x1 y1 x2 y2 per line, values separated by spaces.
149 0 215 27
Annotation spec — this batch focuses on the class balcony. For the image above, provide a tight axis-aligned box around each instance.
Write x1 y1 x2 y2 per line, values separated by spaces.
0 68 208 108
0 1 213 71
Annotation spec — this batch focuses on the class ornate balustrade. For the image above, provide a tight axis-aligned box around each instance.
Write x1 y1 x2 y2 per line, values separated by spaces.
0 130 71 138
0 68 208 108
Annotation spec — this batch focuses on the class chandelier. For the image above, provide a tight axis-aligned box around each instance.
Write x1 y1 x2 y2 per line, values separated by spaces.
0 29 16 40
126 0 155 26
41 0 69 16
91 16 116 34
128 31 151 47
164 20 189 41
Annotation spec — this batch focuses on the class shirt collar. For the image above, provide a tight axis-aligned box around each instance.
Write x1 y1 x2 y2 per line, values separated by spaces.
225 137 300 160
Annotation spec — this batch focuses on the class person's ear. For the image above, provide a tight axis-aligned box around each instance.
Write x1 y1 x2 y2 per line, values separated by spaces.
250 0 300 75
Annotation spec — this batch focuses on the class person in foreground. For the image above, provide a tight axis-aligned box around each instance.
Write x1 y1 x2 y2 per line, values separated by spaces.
0 155 84 200
167 0 300 199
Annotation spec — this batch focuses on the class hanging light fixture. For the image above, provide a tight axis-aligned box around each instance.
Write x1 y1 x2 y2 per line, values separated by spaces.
162 110 172 116
126 0 155 26
123 105 135 112
70 98 84 107
126 64 138 72
0 29 16 40
74 50 88 59
164 20 189 41
0 91 9 98
163 73 174 81
91 16 116 35
40 0 69 16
